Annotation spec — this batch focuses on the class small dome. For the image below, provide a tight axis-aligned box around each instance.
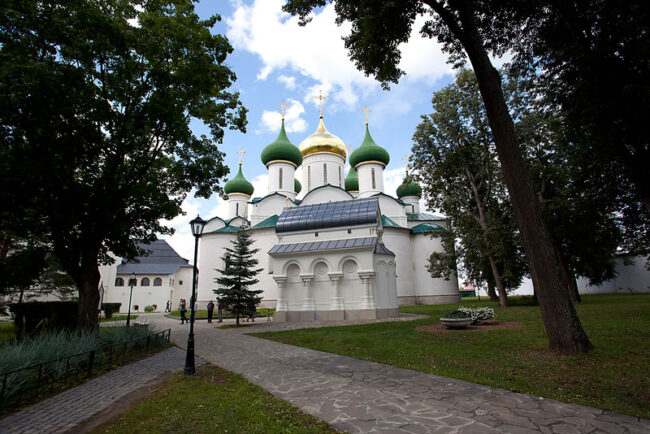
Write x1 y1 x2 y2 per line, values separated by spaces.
294 178 302 194
396 176 422 198
349 125 390 169
299 118 347 159
345 168 359 192
224 164 254 196
261 120 303 167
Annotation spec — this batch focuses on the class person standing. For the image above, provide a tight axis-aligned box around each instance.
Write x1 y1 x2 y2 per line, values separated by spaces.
217 299 223 323
165 300 170 313
179 299 187 324
206 300 215 323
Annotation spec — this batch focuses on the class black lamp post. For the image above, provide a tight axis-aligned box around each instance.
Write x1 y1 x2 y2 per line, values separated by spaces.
126 272 136 326
185 214 206 375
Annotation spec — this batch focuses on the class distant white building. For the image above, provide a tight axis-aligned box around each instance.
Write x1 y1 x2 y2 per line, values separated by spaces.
197 108 460 322
100 240 194 313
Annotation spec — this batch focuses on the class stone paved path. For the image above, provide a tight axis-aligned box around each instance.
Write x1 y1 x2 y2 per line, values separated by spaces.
0 346 191 434
148 314 649 434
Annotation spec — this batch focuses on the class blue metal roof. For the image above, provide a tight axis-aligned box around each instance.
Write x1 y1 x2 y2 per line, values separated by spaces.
269 237 377 255
275 197 379 233
116 240 190 275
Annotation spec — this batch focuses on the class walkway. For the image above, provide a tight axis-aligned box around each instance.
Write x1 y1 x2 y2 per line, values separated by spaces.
1 313 648 433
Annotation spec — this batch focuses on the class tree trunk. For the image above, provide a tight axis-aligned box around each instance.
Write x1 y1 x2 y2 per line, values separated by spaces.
486 278 498 301
66 243 102 332
447 0 592 353
487 254 508 307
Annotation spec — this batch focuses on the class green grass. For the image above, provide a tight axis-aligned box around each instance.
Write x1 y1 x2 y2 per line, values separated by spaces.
253 294 650 418
100 315 138 323
0 322 15 341
91 364 334 434
169 308 275 320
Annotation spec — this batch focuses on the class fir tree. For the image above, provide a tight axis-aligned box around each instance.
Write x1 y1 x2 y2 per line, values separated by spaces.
214 227 263 326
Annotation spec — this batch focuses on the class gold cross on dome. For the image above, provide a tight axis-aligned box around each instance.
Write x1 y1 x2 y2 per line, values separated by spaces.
361 105 371 125
348 144 354 154
402 155 410 174
312 90 328 118
278 100 288 120
237 147 245 165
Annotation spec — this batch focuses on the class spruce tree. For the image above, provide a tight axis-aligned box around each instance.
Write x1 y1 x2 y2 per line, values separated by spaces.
214 227 262 326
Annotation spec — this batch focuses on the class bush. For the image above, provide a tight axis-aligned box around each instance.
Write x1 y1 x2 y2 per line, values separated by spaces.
458 306 496 324
101 303 122 319
9 302 79 339
144 305 154 313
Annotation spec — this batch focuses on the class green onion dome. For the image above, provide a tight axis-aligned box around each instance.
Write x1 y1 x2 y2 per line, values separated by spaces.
345 168 359 192
294 178 302 194
349 124 390 169
224 164 254 196
261 120 303 167
396 176 422 198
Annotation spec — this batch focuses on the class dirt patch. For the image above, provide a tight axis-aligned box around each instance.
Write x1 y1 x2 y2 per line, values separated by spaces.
415 320 524 334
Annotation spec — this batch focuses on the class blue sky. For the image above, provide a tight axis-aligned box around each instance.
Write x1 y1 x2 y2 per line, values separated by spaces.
164 0 467 259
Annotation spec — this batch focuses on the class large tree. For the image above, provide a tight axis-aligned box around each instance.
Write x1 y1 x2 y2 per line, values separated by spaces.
0 0 246 330
412 69 527 307
284 0 591 353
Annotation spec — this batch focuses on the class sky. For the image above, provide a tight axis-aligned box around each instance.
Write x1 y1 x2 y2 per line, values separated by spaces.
162 0 464 260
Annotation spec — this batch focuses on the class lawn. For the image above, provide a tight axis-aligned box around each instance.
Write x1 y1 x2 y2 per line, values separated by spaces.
253 294 650 418
90 364 334 434
100 314 138 323
0 322 15 341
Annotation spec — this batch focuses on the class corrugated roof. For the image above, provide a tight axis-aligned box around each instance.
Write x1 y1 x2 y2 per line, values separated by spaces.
269 236 377 255
381 215 403 228
374 243 396 256
251 215 278 229
116 240 189 275
406 212 445 221
411 223 445 233
276 197 379 233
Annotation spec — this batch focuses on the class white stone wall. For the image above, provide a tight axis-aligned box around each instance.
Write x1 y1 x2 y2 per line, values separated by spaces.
302 153 345 191
578 256 650 294
227 193 250 220
412 233 460 304
250 194 293 226
401 196 420 213
300 185 353 206
267 162 297 199
382 229 416 305
357 162 385 198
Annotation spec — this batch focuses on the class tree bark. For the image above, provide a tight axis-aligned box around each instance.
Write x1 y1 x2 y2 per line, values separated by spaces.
440 0 593 353
66 243 102 332
486 278 498 301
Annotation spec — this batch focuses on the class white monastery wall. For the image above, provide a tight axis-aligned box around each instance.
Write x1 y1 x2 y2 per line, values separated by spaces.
382 229 416 305
250 194 292 225
357 163 384 197
578 256 649 294
302 153 345 190
300 186 352 206
267 162 297 198
412 233 459 304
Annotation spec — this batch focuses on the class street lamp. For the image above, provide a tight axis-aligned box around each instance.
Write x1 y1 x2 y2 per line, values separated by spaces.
126 272 136 326
185 214 206 375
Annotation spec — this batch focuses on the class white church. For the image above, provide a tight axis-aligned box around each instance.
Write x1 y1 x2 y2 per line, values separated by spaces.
197 104 460 322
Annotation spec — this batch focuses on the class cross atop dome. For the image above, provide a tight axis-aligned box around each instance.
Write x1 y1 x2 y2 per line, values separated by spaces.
312 90 328 119
278 100 288 120
402 155 410 174
237 146 245 165
361 105 371 125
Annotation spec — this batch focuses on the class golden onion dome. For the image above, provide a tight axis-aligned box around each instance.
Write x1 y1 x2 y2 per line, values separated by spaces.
299 118 347 159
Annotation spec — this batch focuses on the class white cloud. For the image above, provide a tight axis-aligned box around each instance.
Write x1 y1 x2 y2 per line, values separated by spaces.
260 99 307 133
250 173 269 200
384 167 406 199
159 196 201 261
227 1 453 111
278 75 297 89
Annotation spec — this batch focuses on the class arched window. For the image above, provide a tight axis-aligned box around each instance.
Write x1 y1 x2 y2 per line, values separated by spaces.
308 166 311 190
323 163 327 184
115 277 124 287
141 277 150 286
279 167 283 189
154 277 163 286
339 166 342 186
371 167 376 189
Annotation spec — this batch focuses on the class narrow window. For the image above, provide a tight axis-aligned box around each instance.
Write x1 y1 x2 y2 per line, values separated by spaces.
339 166 342 186
154 278 162 286
308 166 311 190
371 167 376 189
115 277 124 287
323 163 327 184
236 202 239 216
141 277 150 286
347 229 352 234
315 232 319 237
279 167 283 189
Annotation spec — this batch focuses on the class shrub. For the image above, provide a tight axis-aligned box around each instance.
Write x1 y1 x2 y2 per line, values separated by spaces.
9 302 79 339
144 305 154 313
458 307 496 324
101 303 122 319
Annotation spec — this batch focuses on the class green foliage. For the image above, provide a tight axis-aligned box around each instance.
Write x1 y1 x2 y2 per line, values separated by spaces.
256 295 650 418
0 322 16 342
144 305 154 313
101 303 122 319
10 301 79 339
213 227 263 325
0 0 247 330
92 364 334 433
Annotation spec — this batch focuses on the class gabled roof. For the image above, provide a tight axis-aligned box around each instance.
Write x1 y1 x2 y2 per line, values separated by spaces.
269 237 377 255
117 240 190 275
411 223 445 233
248 191 298 205
300 183 354 202
275 197 379 234
407 212 445 221
381 215 404 228
370 192 406 205
251 215 279 229
212 225 241 233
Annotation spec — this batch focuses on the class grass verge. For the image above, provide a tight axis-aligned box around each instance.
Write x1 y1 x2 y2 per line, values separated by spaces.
90 363 334 434
253 294 650 418
0 322 15 341
101 315 138 323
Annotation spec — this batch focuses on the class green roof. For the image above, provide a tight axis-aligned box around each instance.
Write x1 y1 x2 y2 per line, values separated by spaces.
349 124 390 169
211 225 241 233
250 197 263 203
381 215 403 228
396 176 422 198
411 223 445 233
224 164 254 196
294 178 302 194
407 212 445 221
260 120 303 167
251 215 278 229
345 168 359 192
